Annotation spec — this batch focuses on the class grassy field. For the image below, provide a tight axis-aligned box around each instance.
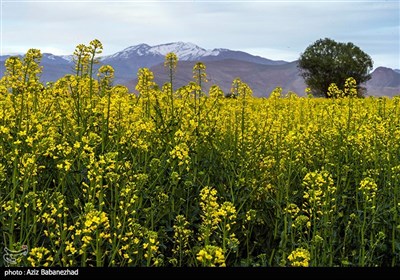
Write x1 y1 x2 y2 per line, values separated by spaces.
0 47 399 267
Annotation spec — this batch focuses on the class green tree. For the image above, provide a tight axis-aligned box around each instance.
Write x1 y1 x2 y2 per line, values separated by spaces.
298 38 373 97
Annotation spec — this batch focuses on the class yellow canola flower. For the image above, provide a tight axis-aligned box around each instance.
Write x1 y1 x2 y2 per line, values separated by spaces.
287 248 311 267
196 245 226 267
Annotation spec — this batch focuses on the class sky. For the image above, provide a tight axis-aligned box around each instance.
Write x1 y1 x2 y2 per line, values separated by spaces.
1 0 399 70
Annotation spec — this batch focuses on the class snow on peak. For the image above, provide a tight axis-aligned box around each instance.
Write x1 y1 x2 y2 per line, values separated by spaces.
60 55 74 62
43 53 58 60
105 43 151 59
125 43 151 56
102 42 227 61
207 49 223 56
148 42 211 60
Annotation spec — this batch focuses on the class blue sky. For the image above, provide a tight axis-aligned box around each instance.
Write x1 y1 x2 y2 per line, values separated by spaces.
1 0 399 69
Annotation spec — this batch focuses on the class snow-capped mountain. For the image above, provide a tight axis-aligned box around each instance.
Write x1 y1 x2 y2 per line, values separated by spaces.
41 53 74 64
148 42 220 60
104 42 219 61
60 55 74 63
99 42 287 85
104 44 153 59
101 42 286 65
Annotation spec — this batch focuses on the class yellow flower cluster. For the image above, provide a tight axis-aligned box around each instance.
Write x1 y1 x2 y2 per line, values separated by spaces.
196 245 226 267
73 204 111 257
302 170 336 218
284 203 301 219
172 214 193 259
143 231 161 266
136 68 156 99
199 186 221 242
198 187 239 253
27 247 53 267
287 247 311 267
327 77 358 98
169 142 190 167
359 177 378 204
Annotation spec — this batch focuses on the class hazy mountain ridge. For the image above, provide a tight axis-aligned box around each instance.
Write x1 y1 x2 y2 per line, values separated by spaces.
127 59 305 97
139 60 399 97
1 42 399 97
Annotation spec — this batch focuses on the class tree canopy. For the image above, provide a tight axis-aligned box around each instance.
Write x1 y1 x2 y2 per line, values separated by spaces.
298 38 373 97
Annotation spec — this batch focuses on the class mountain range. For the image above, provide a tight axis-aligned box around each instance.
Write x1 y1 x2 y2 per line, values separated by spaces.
1 42 399 97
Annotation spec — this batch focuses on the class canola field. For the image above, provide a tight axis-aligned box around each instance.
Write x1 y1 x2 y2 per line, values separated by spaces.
0 43 399 267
